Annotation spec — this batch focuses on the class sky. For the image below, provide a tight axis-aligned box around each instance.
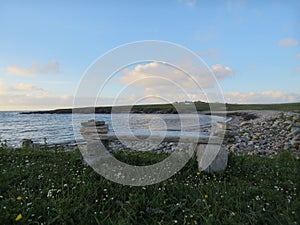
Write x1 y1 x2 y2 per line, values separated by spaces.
0 0 300 110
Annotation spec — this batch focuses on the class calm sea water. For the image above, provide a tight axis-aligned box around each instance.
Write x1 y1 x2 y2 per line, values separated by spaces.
0 112 227 147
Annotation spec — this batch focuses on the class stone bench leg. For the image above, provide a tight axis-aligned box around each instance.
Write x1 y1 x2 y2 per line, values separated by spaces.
196 144 228 173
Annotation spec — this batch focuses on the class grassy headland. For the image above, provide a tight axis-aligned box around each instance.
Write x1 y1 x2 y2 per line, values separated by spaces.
21 102 300 114
0 144 299 224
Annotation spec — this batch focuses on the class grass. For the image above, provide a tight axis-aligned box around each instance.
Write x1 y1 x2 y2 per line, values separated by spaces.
0 143 299 225
224 102 300 112
22 102 300 114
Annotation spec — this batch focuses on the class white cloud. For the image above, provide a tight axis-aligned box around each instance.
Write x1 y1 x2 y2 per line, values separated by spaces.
0 80 69 110
224 91 300 104
198 49 219 59
120 62 233 90
0 94 73 111
7 60 61 76
117 62 232 105
8 83 47 94
0 79 3 94
211 64 233 80
279 38 299 47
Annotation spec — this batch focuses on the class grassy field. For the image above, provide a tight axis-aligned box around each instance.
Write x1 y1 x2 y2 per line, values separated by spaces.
224 102 300 112
0 143 299 225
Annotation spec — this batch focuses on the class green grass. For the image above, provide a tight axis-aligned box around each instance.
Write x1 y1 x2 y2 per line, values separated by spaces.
131 102 300 112
0 144 299 225
224 102 300 112
116 101 300 113
24 102 300 114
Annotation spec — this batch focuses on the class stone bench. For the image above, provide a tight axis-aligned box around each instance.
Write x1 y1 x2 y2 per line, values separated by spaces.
80 120 229 173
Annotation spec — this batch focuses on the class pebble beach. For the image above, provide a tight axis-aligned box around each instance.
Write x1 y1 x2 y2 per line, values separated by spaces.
223 110 300 159
103 110 300 159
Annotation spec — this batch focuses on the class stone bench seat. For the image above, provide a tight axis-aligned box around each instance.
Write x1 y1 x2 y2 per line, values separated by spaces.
96 130 223 145
81 120 228 173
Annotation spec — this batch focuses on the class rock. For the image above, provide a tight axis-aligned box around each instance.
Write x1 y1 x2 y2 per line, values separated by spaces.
252 135 259 140
289 127 300 137
22 139 33 148
283 143 291 150
215 121 227 130
216 121 237 131
272 121 279 127
258 149 267 155
291 135 300 148
292 115 300 122
229 146 237 153
22 139 40 149
240 121 252 127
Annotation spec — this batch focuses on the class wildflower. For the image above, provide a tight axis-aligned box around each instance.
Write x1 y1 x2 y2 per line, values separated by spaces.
204 194 208 199
47 189 57 198
15 214 22 221
16 196 22 201
196 171 201 176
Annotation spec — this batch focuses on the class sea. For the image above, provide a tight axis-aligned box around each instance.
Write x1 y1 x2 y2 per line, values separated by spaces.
0 112 227 147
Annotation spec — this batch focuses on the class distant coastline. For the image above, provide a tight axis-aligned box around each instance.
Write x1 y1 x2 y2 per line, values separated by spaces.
20 102 300 115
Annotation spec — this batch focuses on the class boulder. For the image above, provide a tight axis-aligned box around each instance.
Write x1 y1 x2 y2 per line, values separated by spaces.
22 139 40 149
240 121 252 127
288 127 300 137
22 139 33 148
291 135 300 148
283 142 291 151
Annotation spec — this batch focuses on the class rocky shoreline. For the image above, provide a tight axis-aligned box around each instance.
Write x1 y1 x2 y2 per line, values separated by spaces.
223 110 300 159
24 110 300 159
104 110 300 159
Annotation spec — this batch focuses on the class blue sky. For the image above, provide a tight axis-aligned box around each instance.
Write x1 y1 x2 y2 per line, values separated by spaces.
0 0 300 110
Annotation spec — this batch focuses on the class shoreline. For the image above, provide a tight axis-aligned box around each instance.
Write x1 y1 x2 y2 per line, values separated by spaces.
222 110 300 158
5 110 300 158
68 110 300 158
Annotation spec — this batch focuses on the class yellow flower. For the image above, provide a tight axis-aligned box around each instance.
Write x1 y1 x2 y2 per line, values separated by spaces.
204 194 208 199
15 213 22 221
196 171 201 176
16 196 22 201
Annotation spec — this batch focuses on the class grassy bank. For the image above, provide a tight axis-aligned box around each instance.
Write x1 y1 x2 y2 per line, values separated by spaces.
0 144 299 225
